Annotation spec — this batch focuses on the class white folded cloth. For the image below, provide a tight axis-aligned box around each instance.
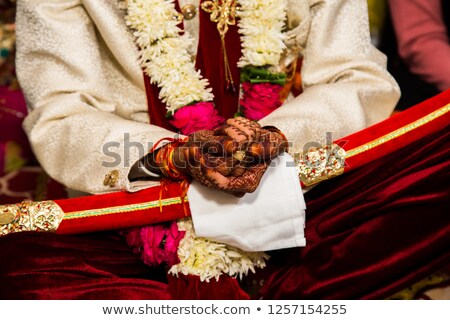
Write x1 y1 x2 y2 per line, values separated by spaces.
188 153 306 252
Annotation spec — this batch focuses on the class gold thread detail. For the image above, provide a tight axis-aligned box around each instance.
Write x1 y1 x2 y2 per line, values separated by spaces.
201 0 238 90
0 201 64 236
63 196 189 220
297 143 346 186
346 104 450 159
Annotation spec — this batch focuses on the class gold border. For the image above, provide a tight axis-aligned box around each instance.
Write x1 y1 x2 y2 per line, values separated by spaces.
345 104 449 159
63 196 188 220
1 201 65 235
62 103 449 219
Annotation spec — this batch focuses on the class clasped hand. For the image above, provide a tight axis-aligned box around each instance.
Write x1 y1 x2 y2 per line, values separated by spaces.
172 117 288 197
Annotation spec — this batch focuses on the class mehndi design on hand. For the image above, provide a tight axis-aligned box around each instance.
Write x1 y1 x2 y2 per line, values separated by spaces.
170 119 288 197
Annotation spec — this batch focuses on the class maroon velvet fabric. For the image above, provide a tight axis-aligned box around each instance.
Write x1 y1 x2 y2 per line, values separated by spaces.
0 127 448 299
258 129 450 299
0 232 171 300
167 274 250 300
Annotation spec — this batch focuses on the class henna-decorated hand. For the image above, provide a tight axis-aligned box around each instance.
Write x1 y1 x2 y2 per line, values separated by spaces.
170 121 288 197
214 118 288 163
246 128 289 161
171 144 256 197
214 117 262 145
187 130 238 155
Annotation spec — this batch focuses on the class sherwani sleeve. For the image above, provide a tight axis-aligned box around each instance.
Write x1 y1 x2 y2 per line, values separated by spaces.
16 0 175 194
259 0 400 155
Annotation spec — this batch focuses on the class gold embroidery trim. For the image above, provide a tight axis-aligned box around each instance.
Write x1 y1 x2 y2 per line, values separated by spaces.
63 196 188 220
0 201 65 236
297 143 346 187
346 104 450 159
296 103 449 186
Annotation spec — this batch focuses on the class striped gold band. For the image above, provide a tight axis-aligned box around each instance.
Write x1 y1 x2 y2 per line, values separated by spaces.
63 196 187 220
346 104 449 159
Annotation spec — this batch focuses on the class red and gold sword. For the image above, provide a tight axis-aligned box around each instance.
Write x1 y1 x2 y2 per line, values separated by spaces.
1 90 449 236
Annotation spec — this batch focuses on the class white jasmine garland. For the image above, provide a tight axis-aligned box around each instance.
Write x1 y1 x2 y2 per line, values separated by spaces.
126 0 213 115
237 0 288 68
125 0 287 114
169 219 269 282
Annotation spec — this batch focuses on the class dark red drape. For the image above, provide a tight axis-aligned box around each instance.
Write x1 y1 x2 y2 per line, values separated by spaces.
257 128 450 299
1 122 448 299
0 232 171 299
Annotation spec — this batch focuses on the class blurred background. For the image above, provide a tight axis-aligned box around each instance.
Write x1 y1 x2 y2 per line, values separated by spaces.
0 0 67 204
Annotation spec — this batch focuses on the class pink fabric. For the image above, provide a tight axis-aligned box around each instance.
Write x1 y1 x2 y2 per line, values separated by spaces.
389 0 450 91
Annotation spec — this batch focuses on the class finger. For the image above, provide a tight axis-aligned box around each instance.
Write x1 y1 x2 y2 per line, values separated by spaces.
226 118 261 143
230 162 247 177
227 163 268 193
237 117 262 141
232 117 262 139
203 162 268 194
260 129 289 153
171 146 189 173
224 156 249 177
190 130 238 155
201 165 231 191
214 124 248 144
247 132 288 160
203 136 238 155
221 153 252 177
246 141 271 160
207 156 233 176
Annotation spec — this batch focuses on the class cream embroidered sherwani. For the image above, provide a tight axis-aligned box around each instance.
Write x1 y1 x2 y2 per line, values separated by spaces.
15 0 400 194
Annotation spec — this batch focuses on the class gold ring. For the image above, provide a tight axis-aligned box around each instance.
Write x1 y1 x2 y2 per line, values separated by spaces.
232 150 246 161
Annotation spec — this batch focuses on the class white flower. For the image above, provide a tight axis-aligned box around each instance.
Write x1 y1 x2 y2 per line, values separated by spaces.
237 0 288 67
169 219 269 282
126 0 213 112
126 0 288 113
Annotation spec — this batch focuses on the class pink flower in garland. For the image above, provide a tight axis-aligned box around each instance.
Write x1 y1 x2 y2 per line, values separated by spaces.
125 221 186 267
170 102 225 135
140 224 167 266
163 222 185 266
240 82 283 121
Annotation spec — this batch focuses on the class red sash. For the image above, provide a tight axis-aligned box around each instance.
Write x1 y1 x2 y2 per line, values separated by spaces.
0 90 447 237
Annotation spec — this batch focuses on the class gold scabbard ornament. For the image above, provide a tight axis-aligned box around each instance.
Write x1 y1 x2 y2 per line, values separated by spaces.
0 201 65 236
296 143 346 187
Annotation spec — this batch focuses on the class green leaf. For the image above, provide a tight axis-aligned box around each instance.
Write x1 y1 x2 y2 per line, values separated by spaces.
240 66 287 85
